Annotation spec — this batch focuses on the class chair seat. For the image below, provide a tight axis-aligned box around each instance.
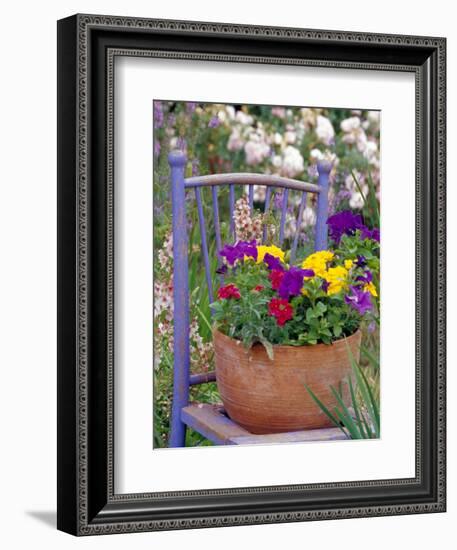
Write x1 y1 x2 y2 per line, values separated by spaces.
181 403 348 446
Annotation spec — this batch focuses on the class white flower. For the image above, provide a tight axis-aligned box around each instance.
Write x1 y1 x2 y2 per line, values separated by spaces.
227 129 244 152
302 206 316 228
284 128 297 144
244 138 270 165
225 105 236 120
315 115 335 145
217 110 227 123
272 154 282 168
281 146 304 178
345 172 368 210
310 148 324 162
364 140 378 164
367 110 381 124
273 132 283 145
340 116 361 133
235 111 253 125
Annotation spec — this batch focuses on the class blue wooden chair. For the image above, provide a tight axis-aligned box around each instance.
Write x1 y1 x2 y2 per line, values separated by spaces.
167 149 345 447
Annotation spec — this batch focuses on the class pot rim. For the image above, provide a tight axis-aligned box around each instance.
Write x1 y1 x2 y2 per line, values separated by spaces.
212 326 361 352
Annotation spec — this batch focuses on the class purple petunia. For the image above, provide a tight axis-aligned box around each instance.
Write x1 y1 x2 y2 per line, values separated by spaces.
361 226 380 242
327 209 380 244
263 253 285 271
219 240 258 266
327 210 364 243
344 285 373 315
277 267 314 299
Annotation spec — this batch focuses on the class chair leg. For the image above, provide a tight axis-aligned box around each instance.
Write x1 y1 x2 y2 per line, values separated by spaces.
169 403 187 447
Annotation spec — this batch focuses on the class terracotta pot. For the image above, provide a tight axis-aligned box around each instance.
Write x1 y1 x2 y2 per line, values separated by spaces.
214 328 361 434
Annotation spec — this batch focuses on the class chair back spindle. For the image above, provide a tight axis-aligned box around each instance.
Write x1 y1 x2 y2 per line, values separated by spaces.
314 160 332 251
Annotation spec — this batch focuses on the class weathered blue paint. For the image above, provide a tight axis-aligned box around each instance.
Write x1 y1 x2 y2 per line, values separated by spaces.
189 371 217 386
262 186 273 243
211 186 222 255
181 404 250 445
168 150 190 448
279 188 289 245
248 184 254 210
315 161 331 251
195 187 214 304
184 173 319 193
290 191 307 262
229 184 235 237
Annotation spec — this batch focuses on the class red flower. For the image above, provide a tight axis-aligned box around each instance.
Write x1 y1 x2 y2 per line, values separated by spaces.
269 269 285 290
253 285 264 292
217 283 241 300
268 298 294 326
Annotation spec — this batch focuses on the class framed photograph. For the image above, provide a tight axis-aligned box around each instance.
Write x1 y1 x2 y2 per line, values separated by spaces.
57 14 446 535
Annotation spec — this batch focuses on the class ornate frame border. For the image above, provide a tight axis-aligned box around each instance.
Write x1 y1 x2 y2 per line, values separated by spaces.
57 14 446 535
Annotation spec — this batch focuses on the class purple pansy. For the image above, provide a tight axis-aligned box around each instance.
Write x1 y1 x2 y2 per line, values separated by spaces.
356 270 373 285
321 280 330 293
263 253 285 271
355 255 367 267
344 285 373 315
277 267 314 299
219 240 258 266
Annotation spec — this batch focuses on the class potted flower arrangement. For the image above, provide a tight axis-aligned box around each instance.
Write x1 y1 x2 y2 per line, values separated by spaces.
211 210 380 434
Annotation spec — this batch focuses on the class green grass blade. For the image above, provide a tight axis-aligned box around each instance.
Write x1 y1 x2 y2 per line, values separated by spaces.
366 170 380 226
351 170 368 206
348 376 367 439
304 384 348 438
330 386 362 439
354 363 380 436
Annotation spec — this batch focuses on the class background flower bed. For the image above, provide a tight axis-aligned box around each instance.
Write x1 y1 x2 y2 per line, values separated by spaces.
153 101 381 447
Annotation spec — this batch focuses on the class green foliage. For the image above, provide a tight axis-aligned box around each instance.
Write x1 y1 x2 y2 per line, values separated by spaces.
211 247 376 354
305 344 380 439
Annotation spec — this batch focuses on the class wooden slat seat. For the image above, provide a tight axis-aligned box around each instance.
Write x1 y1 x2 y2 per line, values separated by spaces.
182 403 348 446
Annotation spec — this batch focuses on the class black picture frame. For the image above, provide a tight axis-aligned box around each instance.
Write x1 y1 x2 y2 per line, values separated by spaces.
57 13 446 535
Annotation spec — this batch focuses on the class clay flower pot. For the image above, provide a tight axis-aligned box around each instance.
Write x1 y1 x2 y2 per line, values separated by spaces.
214 328 362 434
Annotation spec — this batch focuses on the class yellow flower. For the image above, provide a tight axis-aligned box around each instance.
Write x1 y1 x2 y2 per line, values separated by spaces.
364 281 378 297
302 250 334 277
344 259 354 270
323 266 349 295
256 245 285 264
